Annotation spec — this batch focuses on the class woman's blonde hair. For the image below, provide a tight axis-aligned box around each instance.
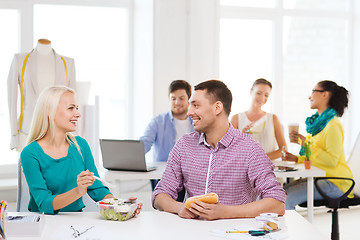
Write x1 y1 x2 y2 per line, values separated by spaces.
26 85 81 151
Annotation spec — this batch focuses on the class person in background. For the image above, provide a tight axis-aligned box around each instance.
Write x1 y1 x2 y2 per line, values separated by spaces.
21 86 142 215
140 80 194 199
282 80 353 210
153 80 286 220
230 78 286 160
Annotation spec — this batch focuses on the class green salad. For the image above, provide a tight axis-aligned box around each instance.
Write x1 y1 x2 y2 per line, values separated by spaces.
97 198 138 221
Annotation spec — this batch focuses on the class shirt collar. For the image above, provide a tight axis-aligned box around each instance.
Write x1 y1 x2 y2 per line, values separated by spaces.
168 110 175 122
198 123 235 149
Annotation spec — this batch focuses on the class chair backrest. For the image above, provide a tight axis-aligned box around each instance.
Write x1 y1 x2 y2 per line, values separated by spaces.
347 133 360 196
17 160 30 212
82 193 98 212
17 159 99 212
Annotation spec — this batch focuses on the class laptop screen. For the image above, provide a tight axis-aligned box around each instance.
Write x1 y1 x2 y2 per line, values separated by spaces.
99 139 150 171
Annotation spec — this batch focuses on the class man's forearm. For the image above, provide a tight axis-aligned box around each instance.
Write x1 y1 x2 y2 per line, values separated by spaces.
225 198 285 219
154 193 183 214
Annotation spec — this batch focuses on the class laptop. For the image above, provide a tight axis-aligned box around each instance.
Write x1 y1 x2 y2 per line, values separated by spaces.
99 139 157 172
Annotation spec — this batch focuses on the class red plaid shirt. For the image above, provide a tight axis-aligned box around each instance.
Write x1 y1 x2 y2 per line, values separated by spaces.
152 125 286 206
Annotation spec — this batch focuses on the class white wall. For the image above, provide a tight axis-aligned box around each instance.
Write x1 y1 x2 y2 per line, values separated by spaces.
350 0 360 145
152 0 219 116
188 0 219 85
132 0 154 138
153 0 187 115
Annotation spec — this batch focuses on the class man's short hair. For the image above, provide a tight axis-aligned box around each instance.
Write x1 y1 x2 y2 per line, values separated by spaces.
168 80 192 99
194 80 232 116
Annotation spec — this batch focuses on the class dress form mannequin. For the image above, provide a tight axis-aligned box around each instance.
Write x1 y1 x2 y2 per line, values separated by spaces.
18 39 56 150
7 38 77 151
36 39 56 92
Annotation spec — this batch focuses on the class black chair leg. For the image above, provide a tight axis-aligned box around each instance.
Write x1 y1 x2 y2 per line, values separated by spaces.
331 208 339 240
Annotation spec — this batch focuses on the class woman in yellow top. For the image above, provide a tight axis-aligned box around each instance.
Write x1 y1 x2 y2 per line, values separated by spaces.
282 80 353 210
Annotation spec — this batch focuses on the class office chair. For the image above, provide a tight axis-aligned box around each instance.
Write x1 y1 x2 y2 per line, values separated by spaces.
16 160 30 212
299 133 360 240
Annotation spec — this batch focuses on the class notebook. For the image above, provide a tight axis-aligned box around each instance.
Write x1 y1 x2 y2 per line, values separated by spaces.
274 166 298 172
99 139 157 172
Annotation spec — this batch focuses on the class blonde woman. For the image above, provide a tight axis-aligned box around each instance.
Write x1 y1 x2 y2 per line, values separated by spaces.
21 86 141 215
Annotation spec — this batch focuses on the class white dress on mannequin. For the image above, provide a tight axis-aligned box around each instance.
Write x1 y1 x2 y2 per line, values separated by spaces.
238 112 278 154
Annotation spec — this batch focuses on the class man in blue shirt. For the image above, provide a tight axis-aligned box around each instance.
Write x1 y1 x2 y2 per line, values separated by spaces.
140 80 193 199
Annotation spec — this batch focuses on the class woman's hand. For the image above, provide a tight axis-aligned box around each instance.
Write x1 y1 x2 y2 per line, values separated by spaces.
76 170 95 196
289 131 305 144
281 151 298 162
241 122 254 133
128 197 143 217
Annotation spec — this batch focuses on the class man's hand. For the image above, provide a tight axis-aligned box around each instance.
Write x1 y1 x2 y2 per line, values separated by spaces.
188 201 227 220
178 204 198 219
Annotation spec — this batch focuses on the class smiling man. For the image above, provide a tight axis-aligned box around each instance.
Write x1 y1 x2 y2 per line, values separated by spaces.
140 80 193 194
152 80 286 220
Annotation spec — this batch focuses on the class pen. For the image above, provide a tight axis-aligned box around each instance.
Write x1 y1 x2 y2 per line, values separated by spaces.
0 201 6 239
0 223 6 239
226 230 270 236
1 201 7 235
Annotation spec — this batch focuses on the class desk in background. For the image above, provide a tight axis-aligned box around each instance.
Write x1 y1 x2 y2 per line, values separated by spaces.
104 162 166 182
104 162 166 200
7 210 327 240
105 162 326 222
274 162 326 223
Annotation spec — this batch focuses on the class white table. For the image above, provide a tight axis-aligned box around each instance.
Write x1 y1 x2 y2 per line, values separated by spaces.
105 162 325 223
274 162 326 223
6 210 327 240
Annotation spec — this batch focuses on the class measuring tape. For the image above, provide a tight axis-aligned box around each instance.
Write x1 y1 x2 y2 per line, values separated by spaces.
18 51 69 133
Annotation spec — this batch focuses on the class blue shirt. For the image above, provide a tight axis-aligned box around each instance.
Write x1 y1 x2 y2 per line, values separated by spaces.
140 110 194 162
21 136 111 214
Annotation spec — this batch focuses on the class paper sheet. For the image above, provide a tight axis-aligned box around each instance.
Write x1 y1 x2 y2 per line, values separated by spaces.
53 224 115 240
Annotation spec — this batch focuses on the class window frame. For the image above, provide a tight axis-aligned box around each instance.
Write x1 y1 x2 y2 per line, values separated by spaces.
219 0 355 154
0 0 134 171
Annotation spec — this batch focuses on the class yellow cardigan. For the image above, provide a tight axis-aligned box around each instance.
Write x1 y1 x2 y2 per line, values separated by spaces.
297 117 354 198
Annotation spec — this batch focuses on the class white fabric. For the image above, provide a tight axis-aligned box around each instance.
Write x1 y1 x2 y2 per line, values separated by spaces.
36 51 56 92
7 49 76 151
238 112 278 154
173 118 192 142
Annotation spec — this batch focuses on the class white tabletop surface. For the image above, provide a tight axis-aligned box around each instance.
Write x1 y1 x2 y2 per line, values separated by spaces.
273 161 326 178
6 210 327 240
